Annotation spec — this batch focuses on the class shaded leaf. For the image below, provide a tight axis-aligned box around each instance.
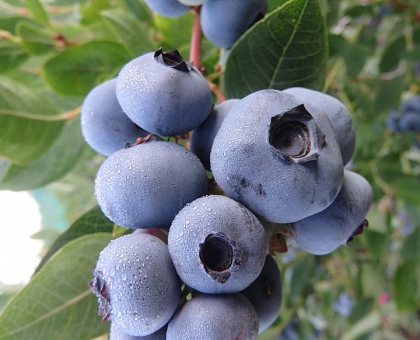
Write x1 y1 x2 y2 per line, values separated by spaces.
0 117 85 191
379 36 406 73
0 40 30 73
43 41 130 96
342 41 369 78
0 233 113 340
287 253 315 304
17 21 56 55
0 76 64 165
34 206 115 274
101 9 155 58
225 0 328 99
153 13 193 52
401 228 420 261
393 260 420 311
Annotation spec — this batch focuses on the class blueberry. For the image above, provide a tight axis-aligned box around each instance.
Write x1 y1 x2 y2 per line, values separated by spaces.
401 95 420 114
241 254 282 333
288 170 373 255
168 195 267 294
386 110 400 133
80 78 148 156
190 99 240 170
283 87 356 165
143 0 189 18
90 233 181 337
210 89 344 224
109 322 167 340
116 49 213 136
94 137 208 229
201 0 268 48
398 110 420 132
167 293 259 339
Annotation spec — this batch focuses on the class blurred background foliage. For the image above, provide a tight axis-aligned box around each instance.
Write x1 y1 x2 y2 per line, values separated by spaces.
0 0 419 339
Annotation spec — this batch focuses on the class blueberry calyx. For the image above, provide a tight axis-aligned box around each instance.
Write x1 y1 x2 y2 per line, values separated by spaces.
124 134 164 148
347 219 369 243
199 232 242 284
269 104 325 163
89 270 111 321
154 48 193 72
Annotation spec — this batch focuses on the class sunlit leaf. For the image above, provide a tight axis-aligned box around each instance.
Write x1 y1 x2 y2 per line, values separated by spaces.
0 233 113 340
225 0 328 99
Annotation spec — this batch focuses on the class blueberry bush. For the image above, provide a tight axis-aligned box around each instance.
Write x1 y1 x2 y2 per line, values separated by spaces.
1 0 420 339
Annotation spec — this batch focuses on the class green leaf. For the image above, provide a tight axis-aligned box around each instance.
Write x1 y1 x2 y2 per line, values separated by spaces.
393 260 420 311
153 13 194 52
342 42 369 78
101 9 155 58
0 233 113 340
341 311 381 340
17 21 56 55
0 117 84 191
287 253 315 304
34 206 115 274
225 0 328 99
364 230 389 261
373 74 405 113
43 41 130 96
24 0 49 25
401 228 420 261
118 0 153 22
360 262 385 297
0 76 64 165
379 36 406 73
0 40 30 73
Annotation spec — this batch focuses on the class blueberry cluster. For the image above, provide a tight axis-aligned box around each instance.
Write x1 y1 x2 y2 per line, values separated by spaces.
387 95 420 134
84 48 372 339
143 0 268 49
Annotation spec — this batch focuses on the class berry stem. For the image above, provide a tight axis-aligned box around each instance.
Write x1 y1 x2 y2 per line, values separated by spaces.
189 6 203 71
208 81 226 103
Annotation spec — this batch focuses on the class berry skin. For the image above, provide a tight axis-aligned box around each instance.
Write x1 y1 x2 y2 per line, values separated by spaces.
90 233 181 337
210 89 344 224
94 137 208 229
116 49 213 136
398 110 420 132
283 87 356 165
241 254 282 333
177 0 209 5
80 78 148 156
143 0 189 18
168 195 267 294
109 322 167 340
166 293 259 340
201 0 268 48
190 99 240 170
401 95 420 114
288 170 373 255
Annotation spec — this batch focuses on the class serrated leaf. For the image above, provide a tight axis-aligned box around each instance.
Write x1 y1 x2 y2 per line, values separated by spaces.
17 21 56 55
225 0 328 99
0 233 113 340
0 40 30 73
35 206 115 274
0 117 84 191
43 41 130 96
0 76 64 165
24 0 49 25
101 9 155 58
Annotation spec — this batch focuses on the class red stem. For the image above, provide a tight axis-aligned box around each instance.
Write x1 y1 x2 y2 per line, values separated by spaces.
189 6 202 71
